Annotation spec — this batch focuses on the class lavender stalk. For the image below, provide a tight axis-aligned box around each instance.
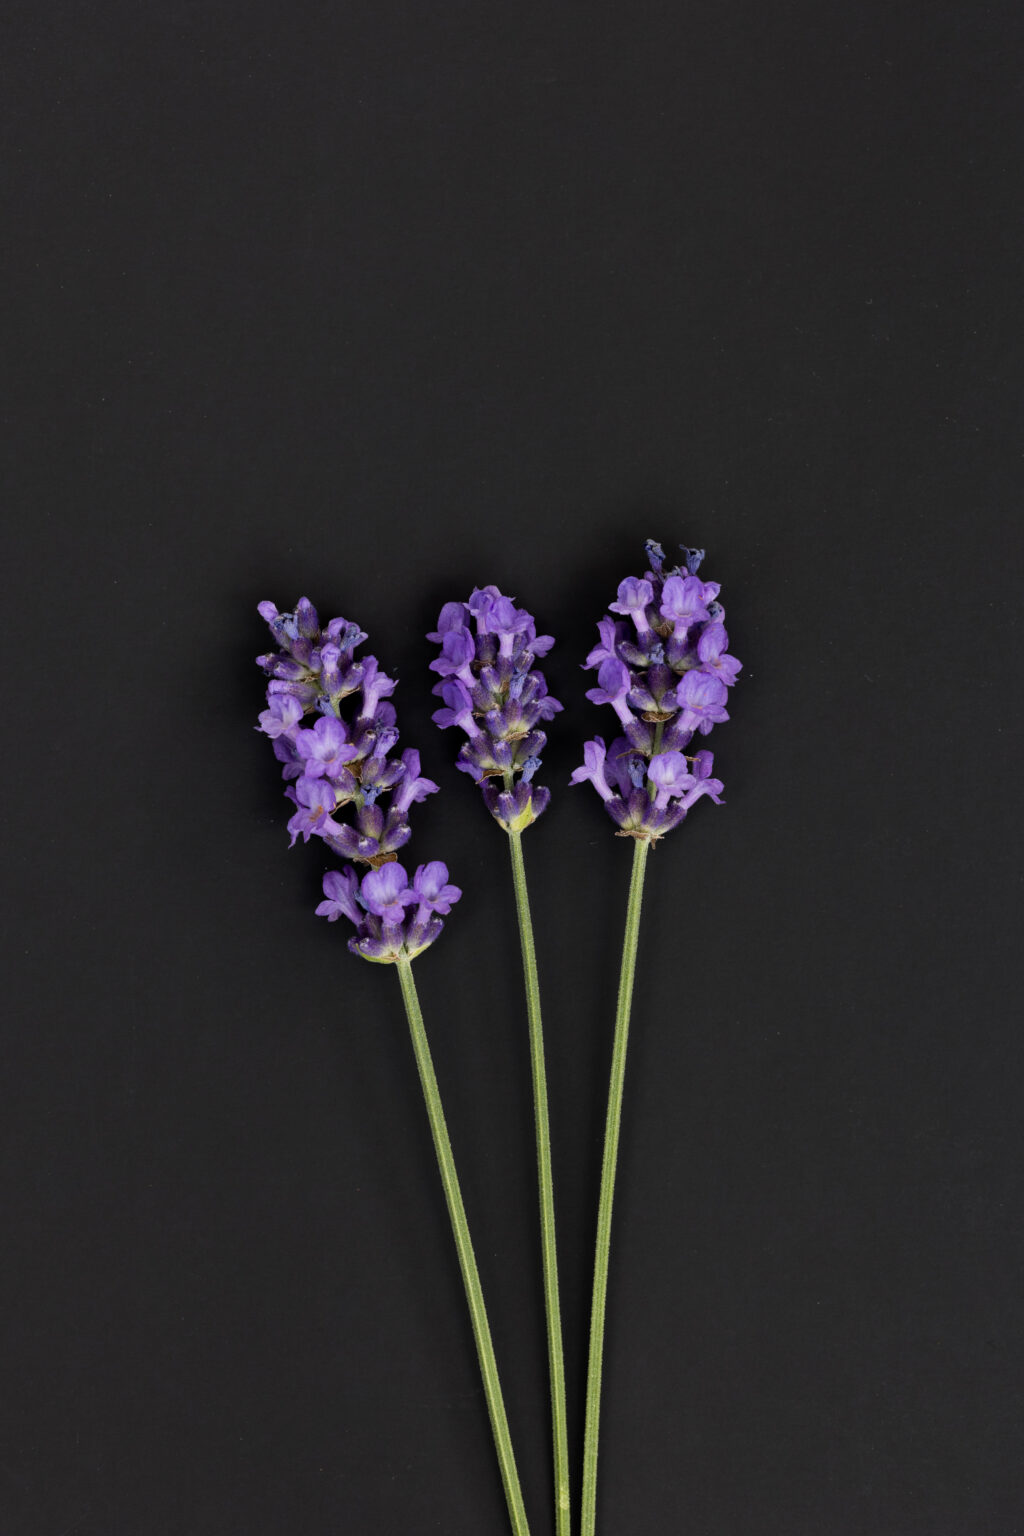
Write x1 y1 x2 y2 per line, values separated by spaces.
429 588 572 1536
571 544 741 1536
255 597 531 1536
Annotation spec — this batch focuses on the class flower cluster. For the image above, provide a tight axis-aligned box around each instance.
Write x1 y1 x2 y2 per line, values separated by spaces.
256 597 459 961
571 542 740 840
428 586 563 834
316 859 462 965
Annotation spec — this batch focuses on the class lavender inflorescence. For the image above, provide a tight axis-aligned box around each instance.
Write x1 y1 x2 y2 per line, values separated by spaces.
571 541 741 841
256 597 460 962
428 585 563 834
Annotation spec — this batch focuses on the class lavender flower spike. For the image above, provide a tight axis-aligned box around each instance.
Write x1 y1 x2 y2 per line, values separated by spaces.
254 604 533 1535
571 540 740 843
427 586 562 834
428 586 573 1534
577 542 742 1536
256 596 459 964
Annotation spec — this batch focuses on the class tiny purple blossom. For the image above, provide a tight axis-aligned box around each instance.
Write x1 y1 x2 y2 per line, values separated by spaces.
645 538 666 573
696 622 742 686
681 749 725 808
412 861 462 916
432 679 482 737
647 751 697 808
323 617 367 651
391 749 440 815
360 863 416 924
257 694 303 739
426 601 469 643
660 574 710 637
570 738 617 801
675 670 730 734
285 776 342 846
584 616 621 671
358 657 398 721
315 867 363 923
272 732 304 780
529 688 563 723
294 716 358 778
429 628 477 682
488 596 532 656
295 597 320 639
603 737 637 797
467 586 502 633
585 658 635 726
609 577 655 638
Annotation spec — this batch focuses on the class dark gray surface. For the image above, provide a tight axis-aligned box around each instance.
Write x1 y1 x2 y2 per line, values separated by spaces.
3 2 1022 1531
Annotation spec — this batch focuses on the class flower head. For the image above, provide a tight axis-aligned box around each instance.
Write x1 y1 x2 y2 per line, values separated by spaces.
571 542 740 841
428 586 562 834
257 597 459 964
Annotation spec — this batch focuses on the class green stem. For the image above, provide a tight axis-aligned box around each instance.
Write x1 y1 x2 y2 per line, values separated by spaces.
507 829 572 1536
580 836 651 1536
395 954 532 1536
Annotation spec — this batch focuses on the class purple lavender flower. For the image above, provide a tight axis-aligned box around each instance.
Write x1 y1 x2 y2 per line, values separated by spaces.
659 574 711 638
674 669 731 735
433 678 482 737
285 775 347 846
257 694 304 738
646 751 696 807
362 862 418 924
569 738 616 802
257 597 458 964
609 576 656 639
318 859 462 964
315 867 362 924
411 861 462 920
571 542 739 841
427 586 562 833
293 715 359 778
696 621 742 686
585 658 635 725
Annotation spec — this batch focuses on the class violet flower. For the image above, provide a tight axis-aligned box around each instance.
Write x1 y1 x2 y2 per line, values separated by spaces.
255 601 532 1534
428 586 562 834
256 597 459 963
571 540 739 843
427 585 572 1531
574 540 740 1536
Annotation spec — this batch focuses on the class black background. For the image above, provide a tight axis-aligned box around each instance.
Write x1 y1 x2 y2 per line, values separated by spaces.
3 2 1023 1532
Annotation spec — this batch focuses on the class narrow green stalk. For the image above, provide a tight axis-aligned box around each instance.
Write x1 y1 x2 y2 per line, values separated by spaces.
580 836 651 1536
507 828 572 1536
395 954 531 1536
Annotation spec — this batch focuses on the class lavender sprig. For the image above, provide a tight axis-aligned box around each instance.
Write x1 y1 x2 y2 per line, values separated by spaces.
576 543 741 1536
428 585 562 832
570 540 739 841
254 596 531 1535
428 587 572 1536
256 596 455 963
